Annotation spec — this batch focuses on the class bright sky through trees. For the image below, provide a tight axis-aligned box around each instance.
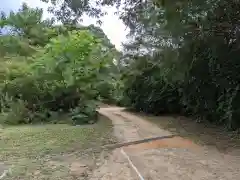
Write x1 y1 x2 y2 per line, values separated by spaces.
1 0 128 50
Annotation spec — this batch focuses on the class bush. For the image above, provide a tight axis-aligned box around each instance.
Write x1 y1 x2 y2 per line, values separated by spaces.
70 100 98 125
123 39 240 129
0 99 31 125
0 30 110 125
126 76 181 115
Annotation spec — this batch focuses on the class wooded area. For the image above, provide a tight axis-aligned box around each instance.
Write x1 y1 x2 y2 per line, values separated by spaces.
0 3 121 125
0 0 240 130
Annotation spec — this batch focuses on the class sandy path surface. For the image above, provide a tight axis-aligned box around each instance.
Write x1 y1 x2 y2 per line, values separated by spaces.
89 106 240 180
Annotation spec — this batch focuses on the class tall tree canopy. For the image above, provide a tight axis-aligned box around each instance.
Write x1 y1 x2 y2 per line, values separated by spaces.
40 0 240 129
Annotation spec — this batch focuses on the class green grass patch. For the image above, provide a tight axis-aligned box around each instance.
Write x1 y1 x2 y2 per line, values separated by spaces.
0 115 117 179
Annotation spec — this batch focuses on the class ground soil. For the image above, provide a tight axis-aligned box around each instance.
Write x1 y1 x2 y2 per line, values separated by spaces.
91 106 240 180
1 106 239 179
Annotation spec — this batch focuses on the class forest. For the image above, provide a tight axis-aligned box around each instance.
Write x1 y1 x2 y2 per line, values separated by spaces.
0 0 240 130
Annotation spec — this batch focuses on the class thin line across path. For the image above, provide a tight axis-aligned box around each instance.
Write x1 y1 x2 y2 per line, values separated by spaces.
102 135 176 150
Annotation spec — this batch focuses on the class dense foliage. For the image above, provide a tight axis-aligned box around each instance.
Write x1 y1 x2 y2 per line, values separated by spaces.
43 0 240 129
121 0 240 129
0 4 119 125
2 0 240 130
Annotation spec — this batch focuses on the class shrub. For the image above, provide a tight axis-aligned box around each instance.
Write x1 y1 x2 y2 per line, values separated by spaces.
0 99 31 125
0 30 111 125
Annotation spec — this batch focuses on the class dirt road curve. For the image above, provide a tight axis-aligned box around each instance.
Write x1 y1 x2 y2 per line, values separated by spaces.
90 106 240 180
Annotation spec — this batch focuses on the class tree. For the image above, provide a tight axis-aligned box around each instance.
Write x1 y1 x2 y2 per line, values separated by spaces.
0 3 55 46
43 0 240 129
0 3 121 125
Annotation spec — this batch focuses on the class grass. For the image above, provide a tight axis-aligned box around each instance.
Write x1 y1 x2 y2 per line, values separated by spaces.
129 111 240 154
0 115 117 180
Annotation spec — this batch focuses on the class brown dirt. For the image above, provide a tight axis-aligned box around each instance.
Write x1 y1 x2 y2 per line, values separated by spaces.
89 149 139 180
132 112 240 154
123 136 200 153
70 162 88 177
91 106 240 180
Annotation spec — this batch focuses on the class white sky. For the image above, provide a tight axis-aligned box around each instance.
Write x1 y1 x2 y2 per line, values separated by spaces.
20 0 128 50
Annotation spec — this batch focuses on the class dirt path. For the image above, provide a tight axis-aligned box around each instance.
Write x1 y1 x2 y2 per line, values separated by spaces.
90 106 240 180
